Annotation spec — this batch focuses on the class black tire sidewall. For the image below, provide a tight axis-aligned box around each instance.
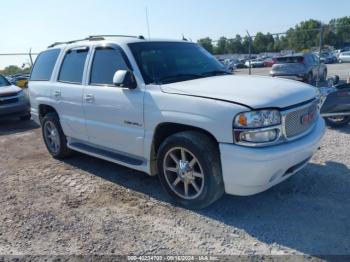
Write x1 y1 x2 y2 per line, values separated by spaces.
41 113 71 158
325 116 350 127
157 132 223 209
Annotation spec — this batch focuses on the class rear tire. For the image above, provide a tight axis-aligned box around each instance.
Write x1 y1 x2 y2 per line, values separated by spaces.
306 72 313 85
41 112 73 159
321 70 327 81
325 116 350 128
157 131 224 209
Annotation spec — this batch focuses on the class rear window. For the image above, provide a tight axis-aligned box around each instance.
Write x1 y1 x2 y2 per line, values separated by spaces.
276 56 304 64
30 49 60 81
58 47 89 84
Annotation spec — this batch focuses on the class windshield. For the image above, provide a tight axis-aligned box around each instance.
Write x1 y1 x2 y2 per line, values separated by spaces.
0 75 11 87
128 42 228 84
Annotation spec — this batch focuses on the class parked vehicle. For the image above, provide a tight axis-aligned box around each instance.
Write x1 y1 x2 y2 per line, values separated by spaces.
12 74 30 88
263 58 276 67
319 75 350 127
338 51 350 63
0 74 31 120
316 52 337 64
270 53 327 84
244 59 264 68
29 36 325 209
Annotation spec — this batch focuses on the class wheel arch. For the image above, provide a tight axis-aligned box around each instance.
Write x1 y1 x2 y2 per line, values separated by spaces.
38 104 59 123
149 122 219 176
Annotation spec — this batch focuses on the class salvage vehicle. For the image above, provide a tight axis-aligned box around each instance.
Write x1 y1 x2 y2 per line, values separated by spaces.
29 36 325 209
320 76 350 127
0 74 31 120
270 53 327 84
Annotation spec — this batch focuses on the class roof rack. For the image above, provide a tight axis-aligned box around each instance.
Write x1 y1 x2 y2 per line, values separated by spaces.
47 35 145 48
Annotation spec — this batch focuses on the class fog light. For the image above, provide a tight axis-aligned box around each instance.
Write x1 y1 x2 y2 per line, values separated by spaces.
240 129 278 143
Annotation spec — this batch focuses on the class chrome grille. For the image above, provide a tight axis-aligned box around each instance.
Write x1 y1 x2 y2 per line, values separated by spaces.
284 101 318 138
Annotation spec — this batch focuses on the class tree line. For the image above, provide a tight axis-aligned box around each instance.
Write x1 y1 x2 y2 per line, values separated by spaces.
0 65 31 76
198 17 350 54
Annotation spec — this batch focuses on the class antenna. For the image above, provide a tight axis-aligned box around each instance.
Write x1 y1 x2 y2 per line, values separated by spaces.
145 7 151 39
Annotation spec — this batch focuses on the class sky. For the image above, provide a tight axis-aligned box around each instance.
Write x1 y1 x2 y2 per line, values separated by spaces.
1 0 350 69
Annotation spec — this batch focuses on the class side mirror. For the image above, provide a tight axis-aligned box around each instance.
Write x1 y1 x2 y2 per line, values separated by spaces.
113 70 137 89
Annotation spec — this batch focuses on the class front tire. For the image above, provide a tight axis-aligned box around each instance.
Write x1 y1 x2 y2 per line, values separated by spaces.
157 131 224 209
325 116 350 127
41 112 73 159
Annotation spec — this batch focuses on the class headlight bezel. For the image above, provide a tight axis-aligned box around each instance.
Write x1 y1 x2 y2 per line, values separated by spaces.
233 109 283 147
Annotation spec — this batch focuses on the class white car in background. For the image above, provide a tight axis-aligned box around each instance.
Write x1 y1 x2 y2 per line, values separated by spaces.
244 59 264 68
338 51 350 63
29 36 325 209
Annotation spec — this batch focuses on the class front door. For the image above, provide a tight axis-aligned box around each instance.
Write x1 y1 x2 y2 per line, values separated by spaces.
83 45 144 158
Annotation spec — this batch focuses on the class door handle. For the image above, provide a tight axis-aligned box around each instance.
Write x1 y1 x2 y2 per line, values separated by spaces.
84 94 95 103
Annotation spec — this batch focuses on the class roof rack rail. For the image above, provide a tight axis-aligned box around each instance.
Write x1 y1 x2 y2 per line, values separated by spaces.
87 35 145 40
47 38 86 48
48 35 146 48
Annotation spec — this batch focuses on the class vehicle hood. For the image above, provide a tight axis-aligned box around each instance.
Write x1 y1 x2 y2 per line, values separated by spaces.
0 85 21 95
160 75 317 109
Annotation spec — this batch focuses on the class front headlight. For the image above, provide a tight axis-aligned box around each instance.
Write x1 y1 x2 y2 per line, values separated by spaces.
234 109 281 128
233 110 282 146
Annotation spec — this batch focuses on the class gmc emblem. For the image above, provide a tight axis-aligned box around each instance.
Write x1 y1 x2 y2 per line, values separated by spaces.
301 112 315 125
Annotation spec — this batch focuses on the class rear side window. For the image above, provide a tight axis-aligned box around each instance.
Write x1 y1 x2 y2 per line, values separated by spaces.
58 47 89 84
90 47 128 85
30 49 60 81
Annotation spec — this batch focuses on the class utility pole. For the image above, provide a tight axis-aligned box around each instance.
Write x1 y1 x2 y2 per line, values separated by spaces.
29 48 34 67
246 31 252 75
316 26 324 87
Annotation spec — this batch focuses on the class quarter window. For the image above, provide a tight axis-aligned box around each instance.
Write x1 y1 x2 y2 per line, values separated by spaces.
30 49 60 81
90 47 128 85
58 47 89 84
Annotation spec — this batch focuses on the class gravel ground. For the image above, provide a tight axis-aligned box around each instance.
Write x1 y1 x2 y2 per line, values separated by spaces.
0 117 349 259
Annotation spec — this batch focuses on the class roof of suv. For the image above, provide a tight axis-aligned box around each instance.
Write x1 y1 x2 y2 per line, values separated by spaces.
47 35 189 49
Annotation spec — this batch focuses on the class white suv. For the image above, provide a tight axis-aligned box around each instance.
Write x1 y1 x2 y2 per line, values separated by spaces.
29 35 325 209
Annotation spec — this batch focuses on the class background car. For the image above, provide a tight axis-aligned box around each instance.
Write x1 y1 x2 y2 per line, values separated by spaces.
0 74 31 120
263 57 276 67
270 53 327 84
244 59 264 68
12 74 30 88
338 51 350 63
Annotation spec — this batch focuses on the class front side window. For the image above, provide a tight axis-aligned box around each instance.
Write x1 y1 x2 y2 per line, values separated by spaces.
30 49 60 81
0 75 11 87
90 47 128 85
58 47 89 84
128 42 227 84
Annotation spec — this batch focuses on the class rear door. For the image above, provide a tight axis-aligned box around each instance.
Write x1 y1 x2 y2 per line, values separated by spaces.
83 44 144 158
53 46 90 141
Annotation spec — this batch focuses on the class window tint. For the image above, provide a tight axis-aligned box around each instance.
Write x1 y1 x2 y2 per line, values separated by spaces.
30 49 60 81
90 47 128 85
58 48 89 84
129 42 225 84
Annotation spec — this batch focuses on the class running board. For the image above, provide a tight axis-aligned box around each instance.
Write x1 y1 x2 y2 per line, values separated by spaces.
68 141 144 166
